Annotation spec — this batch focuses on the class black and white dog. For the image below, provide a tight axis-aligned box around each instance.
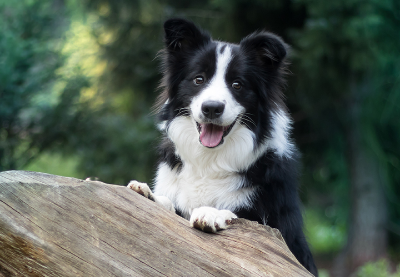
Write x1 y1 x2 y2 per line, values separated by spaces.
128 18 318 276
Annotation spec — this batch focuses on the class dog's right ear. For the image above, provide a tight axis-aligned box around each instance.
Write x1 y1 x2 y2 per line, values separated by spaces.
164 18 211 52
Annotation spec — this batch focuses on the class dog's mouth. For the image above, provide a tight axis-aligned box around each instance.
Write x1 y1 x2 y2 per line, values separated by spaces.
196 120 236 148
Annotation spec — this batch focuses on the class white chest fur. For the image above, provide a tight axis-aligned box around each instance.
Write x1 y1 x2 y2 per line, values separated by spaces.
153 112 293 219
153 162 257 219
153 116 261 219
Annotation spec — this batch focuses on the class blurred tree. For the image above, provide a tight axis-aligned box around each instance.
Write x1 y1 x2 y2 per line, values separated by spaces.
70 0 167 184
0 0 106 179
0 0 161 184
292 0 400 275
0 0 73 170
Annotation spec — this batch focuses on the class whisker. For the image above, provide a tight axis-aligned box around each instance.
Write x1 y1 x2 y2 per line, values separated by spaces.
239 112 256 127
238 121 251 130
237 115 252 129
242 113 256 123
175 107 191 117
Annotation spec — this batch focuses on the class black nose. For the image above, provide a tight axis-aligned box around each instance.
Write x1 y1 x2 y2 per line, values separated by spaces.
201 101 225 119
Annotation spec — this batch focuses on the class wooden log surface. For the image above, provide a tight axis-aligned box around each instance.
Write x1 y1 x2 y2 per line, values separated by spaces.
0 170 313 277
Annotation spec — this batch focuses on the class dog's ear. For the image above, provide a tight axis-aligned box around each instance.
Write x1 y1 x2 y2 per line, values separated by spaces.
164 18 211 52
240 32 288 67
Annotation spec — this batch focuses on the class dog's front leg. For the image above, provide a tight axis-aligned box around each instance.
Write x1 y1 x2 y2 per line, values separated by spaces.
190 207 237 233
127 180 175 212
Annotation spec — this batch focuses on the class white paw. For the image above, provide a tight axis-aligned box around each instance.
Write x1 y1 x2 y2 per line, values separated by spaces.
127 180 154 201
127 181 175 212
190 207 237 233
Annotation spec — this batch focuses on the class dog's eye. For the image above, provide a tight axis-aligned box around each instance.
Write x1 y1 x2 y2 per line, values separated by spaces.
194 76 204 85
232 82 242 90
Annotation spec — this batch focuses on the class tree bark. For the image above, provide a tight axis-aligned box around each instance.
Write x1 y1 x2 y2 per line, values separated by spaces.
0 170 313 277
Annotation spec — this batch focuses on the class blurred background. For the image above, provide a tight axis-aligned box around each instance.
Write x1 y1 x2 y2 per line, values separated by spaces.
1 0 399 276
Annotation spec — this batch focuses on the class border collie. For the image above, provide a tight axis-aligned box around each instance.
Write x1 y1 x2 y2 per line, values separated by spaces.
128 18 318 276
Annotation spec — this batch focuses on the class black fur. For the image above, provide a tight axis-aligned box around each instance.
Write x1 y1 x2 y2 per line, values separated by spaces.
156 18 318 276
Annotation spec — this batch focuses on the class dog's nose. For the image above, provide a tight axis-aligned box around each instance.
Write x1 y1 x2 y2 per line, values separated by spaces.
201 101 225 119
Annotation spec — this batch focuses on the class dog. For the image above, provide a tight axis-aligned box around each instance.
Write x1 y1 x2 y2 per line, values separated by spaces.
128 18 318 276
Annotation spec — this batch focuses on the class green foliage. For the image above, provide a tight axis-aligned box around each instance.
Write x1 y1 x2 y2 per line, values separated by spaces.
51 4 162 184
74 113 159 185
355 260 400 277
304 209 346 254
292 0 400 255
0 0 158 184
82 0 165 104
0 0 64 170
24 152 83 178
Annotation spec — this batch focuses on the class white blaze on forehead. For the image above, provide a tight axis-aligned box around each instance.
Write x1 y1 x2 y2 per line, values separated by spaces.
190 43 244 125
214 44 232 82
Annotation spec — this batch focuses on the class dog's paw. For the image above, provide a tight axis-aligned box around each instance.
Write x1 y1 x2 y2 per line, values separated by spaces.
127 180 176 213
190 207 237 233
127 180 154 201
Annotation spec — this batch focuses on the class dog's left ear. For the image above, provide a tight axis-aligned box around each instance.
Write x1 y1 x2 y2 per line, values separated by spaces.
240 32 288 67
164 18 211 52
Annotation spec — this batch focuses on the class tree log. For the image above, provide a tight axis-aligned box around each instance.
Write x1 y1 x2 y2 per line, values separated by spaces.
0 170 313 277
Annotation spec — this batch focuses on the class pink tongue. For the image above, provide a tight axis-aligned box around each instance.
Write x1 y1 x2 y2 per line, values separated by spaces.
200 123 224 148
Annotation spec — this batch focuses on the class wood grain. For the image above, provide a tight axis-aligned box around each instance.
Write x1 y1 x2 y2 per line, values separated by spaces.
0 170 313 277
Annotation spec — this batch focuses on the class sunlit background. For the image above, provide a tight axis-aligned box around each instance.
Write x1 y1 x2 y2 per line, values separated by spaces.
1 0 399 276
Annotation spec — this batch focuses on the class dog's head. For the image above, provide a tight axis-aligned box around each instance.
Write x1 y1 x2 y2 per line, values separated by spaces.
157 18 290 153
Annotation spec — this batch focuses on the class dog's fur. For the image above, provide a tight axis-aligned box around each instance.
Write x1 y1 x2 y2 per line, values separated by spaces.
128 19 318 276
